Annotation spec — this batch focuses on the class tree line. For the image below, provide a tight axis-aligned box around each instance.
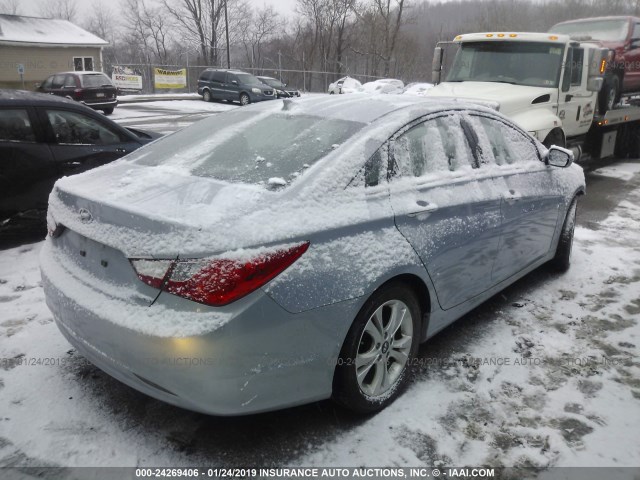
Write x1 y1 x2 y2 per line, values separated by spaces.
2 0 640 91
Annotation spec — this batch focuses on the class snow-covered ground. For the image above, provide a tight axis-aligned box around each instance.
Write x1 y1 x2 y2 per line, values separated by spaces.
0 160 639 469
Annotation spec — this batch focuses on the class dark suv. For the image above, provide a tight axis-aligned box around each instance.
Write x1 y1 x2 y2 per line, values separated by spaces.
38 71 118 115
197 69 275 105
550 16 640 112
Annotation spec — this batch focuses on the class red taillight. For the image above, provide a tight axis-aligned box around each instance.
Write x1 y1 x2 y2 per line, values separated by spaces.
130 242 309 306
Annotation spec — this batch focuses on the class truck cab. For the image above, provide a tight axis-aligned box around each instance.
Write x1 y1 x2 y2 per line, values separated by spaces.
427 32 608 149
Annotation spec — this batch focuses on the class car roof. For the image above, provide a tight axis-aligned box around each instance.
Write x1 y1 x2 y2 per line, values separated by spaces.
45 71 108 76
0 88 95 108
253 94 495 124
204 68 250 75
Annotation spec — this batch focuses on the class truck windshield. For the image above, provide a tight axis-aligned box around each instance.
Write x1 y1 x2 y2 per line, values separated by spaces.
550 19 629 42
446 41 565 88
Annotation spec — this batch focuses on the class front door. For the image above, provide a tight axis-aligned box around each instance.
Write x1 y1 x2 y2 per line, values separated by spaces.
559 46 596 137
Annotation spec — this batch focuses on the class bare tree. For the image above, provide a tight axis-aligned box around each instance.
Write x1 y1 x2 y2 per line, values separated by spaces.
239 5 283 68
39 0 78 22
122 0 172 64
0 0 20 15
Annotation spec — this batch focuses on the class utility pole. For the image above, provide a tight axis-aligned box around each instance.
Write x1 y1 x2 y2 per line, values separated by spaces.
224 0 231 69
278 51 282 82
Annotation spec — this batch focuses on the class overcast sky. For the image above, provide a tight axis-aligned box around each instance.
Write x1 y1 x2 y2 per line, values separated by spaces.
16 0 298 21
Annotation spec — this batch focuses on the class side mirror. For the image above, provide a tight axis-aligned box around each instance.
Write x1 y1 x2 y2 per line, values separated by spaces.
547 146 573 168
587 76 604 92
630 38 640 49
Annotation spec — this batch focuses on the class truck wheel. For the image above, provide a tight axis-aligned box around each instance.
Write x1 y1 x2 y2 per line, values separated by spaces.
543 129 565 149
598 76 620 115
332 282 421 414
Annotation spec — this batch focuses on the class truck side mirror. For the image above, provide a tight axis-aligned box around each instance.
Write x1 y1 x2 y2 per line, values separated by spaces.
432 47 444 85
547 146 573 168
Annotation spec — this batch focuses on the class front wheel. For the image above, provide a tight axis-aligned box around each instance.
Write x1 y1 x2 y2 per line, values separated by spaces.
102 108 114 115
550 198 578 272
202 90 212 102
598 75 620 115
543 129 565 149
239 93 250 106
333 282 421 414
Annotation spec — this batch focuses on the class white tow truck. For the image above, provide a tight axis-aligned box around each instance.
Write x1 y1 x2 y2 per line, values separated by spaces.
428 32 640 161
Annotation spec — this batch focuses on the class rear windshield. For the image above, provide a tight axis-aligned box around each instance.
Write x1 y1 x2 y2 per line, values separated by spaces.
81 74 113 88
131 110 365 187
551 19 629 42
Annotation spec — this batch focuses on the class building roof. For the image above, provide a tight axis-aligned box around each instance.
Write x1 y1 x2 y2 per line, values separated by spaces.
0 14 108 47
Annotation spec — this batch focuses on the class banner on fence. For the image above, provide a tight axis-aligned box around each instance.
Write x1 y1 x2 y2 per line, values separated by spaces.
111 66 143 90
154 68 187 89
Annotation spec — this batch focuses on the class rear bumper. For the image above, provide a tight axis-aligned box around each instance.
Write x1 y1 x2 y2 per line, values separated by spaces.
40 236 354 415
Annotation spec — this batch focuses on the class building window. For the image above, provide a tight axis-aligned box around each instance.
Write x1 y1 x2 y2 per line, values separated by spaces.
73 57 94 72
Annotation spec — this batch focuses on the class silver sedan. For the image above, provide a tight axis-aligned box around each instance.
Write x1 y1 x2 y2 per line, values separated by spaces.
41 95 585 415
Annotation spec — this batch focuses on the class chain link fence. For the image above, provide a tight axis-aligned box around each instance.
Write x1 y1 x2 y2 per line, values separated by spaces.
112 63 384 95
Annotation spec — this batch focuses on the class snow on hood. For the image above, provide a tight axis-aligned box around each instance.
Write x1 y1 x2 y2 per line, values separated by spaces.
427 81 557 115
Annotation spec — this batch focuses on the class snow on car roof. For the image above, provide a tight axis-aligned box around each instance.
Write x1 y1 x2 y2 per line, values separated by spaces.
0 14 108 46
256 94 487 124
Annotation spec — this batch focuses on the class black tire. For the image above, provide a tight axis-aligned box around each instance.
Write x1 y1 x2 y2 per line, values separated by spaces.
598 75 620 115
329 91 335 95
102 108 114 115
333 282 421 414
202 90 212 102
550 198 578 272
542 129 565 149
240 93 250 106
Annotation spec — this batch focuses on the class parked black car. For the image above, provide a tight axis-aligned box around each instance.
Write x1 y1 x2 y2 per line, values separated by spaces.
197 69 275 105
257 76 301 98
37 71 118 115
0 90 159 248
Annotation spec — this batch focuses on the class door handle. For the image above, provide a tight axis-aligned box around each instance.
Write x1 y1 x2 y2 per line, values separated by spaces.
565 94 573 102
115 148 127 153
407 200 439 217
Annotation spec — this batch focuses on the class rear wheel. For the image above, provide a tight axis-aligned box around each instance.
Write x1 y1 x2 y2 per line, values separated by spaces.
202 90 212 102
550 198 577 272
240 93 250 106
102 108 114 115
333 282 420 414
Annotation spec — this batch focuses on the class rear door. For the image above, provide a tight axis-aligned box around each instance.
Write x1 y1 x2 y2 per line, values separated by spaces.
39 107 140 177
465 113 563 283
388 112 503 311
0 107 56 221
79 73 117 104
225 72 241 100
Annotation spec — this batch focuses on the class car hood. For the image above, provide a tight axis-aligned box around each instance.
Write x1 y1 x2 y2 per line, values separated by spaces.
427 81 557 115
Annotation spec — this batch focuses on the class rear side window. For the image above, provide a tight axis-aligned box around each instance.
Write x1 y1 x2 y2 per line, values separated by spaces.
46 110 124 145
0 109 36 142
391 114 475 179
64 75 76 88
467 115 540 166
51 74 66 88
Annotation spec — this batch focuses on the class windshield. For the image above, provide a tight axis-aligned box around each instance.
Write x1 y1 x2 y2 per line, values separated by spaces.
132 110 365 187
236 73 263 86
551 19 629 42
447 41 565 88
81 74 112 87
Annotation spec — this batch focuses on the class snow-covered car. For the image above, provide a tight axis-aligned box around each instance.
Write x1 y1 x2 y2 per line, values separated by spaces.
41 95 585 416
359 78 405 94
328 76 362 94
403 82 434 96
